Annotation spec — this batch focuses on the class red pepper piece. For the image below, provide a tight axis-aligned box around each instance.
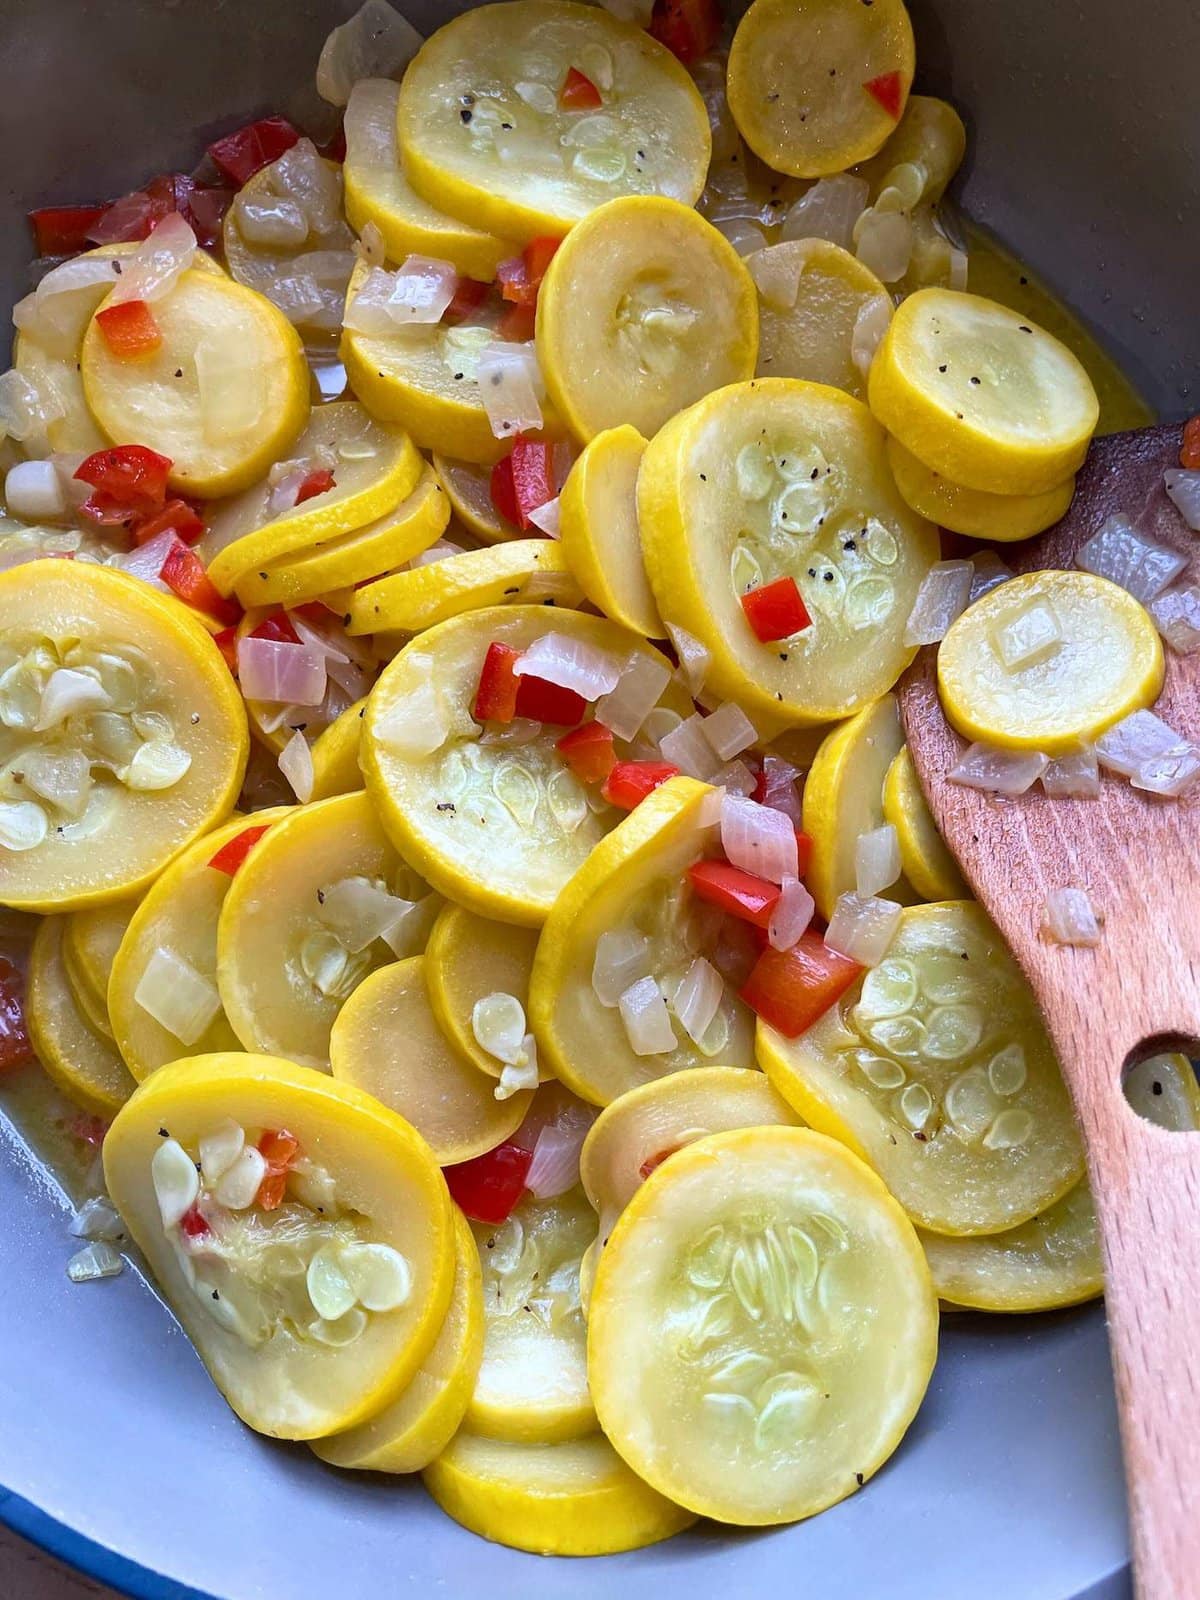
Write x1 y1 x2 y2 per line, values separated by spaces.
648 0 722 64
489 455 521 527
95 300 162 358
497 238 561 307
208 823 271 877
250 611 301 644
514 673 587 726
687 859 782 929
294 468 336 505
739 931 862 1038
509 438 556 528
557 722 616 784
638 1144 682 1181
183 183 235 250
0 956 31 1071
160 543 242 626
179 1204 211 1241
131 498 205 547
752 754 803 824
444 1140 533 1224
28 204 108 257
443 276 490 325
498 300 537 342
70 1113 110 1148
473 641 522 723
559 67 603 110
863 71 905 119
740 576 811 643
601 760 681 809
794 829 813 878
207 115 302 186
76 445 173 513
213 626 239 671
1181 416 1200 469
255 1127 301 1211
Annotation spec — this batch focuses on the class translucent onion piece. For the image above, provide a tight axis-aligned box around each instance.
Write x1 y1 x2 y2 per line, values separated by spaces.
709 758 757 796
320 876 412 953
67 1242 124 1282
134 947 222 1045
317 0 423 107
669 956 723 1046
1075 513 1188 603
1041 747 1101 799
824 892 902 968
854 208 914 283
1095 710 1189 778
151 1138 200 1227
0 368 62 444
664 620 711 695
851 292 893 381
593 654 671 741
4 460 68 521
969 549 1017 602
658 711 721 780
21 750 91 817
768 875 815 951
1042 887 1102 948
756 754 803 823
781 175 869 250
386 255 459 325
69 1197 125 1242
1149 579 1200 655
278 727 315 802
948 743 1049 795
14 256 121 356
373 663 448 759
526 495 561 537
471 991 528 1066
411 538 468 568
1163 468 1200 532
381 893 440 959
272 140 343 235
513 632 622 701
357 219 386 269
525 1100 596 1199
236 638 327 707
904 560 974 646
479 717 542 747
235 195 309 248
720 793 799 884
287 609 354 664
855 823 901 898
714 219 768 257
618 975 676 1056
701 701 757 761
35 667 110 731
109 213 197 305
195 337 263 439
1132 743 1200 797
592 928 652 1007
198 1119 245 1184
476 342 545 441
990 595 1063 672
343 267 403 337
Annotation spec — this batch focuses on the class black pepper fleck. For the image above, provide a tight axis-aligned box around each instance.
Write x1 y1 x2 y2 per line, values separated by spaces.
970 375 981 385
1153 1081 1164 1096
174 368 183 378
437 802 456 813
158 1128 169 1139
317 889 325 904
937 364 947 373
460 108 473 124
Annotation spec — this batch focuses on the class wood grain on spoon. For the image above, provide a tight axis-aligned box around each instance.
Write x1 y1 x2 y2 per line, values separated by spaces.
900 423 1200 1600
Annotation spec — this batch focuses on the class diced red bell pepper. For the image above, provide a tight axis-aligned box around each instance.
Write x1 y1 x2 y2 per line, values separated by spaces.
498 301 537 342
648 0 722 64
497 237 561 307
250 610 301 644
132 498 205 547
208 823 271 877
255 1127 301 1211
76 445 173 514
179 1204 211 1240
444 1140 533 1224
95 299 162 358
473 641 522 723
443 276 490 325
557 722 616 784
183 182 235 250
601 760 681 809
213 626 239 671
638 1144 681 1181
794 829 813 877
160 543 242 626
0 956 31 1071
489 455 521 527
294 468 336 504
28 203 108 257
207 115 302 186
740 576 811 643
1181 416 1200 470
559 67 603 110
863 71 905 120
70 1113 110 1148
739 931 862 1038
514 673 586 726
508 437 556 529
687 859 782 929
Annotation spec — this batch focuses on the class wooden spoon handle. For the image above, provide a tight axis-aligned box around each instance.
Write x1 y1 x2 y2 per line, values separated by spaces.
1048 1003 1200 1600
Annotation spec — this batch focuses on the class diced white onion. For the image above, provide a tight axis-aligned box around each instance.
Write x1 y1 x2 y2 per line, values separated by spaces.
285 609 352 664
411 538 468 568
659 711 723 780
513 632 621 700
1149 579 1200 655
526 495 561 537
714 219 769 257
1095 710 1187 777
320 876 412 953
948 743 1048 796
525 1099 595 1198
383 255 459 325
854 208 914 283
13 256 121 356
35 667 111 731
710 758 758 796
135 947 222 1045
270 139 343 235
669 956 723 1046
1132 741 1200 797
989 595 1063 672
278 727 315 802
1076 514 1188 603
904 560 974 646
109 212 197 305
21 750 90 816
471 992 528 1066
618 975 677 1056
0 368 62 445
781 175 869 250
381 892 440 959
151 1138 200 1228
1164 468 1200 532
591 928 652 1007
756 754 803 823
1042 887 1102 948
235 194 309 248
593 653 671 741
317 0 423 106
855 824 901 898
374 660 449 758
479 716 542 746
825 892 902 967
969 550 1015 601
69 1197 125 1242
113 528 179 588
720 792 799 883
664 620 711 694
851 292 893 380
198 1119 245 1185
4 460 68 521
356 219 386 269
67 1242 124 1282
768 875 815 951
1041 747 1101 799
477 342 545 440
214 1146 268 1210
236 637 327 706
701 701 757 761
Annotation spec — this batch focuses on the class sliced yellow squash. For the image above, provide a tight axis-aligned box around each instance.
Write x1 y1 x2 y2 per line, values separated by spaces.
425 903 545 1081
433 453 522 544
747 240 889 401
882 745 968 902
558 423 660 636
63 899 137 1021
347 539 582 634
28 917 135 1117
887 437 1075 540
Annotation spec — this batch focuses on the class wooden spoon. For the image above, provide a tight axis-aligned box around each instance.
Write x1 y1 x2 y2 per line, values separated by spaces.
900 423 1200 1600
